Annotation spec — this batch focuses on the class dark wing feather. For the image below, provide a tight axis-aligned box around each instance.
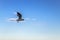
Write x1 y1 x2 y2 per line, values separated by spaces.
17 12 22 19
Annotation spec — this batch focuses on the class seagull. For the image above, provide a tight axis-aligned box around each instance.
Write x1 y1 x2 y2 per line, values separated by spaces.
8 12 24 23
16 12 24 23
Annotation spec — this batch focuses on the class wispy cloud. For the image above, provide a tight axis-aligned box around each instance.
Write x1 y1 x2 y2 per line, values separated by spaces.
24 18 37 21
7 18 17 22
7 17 37 22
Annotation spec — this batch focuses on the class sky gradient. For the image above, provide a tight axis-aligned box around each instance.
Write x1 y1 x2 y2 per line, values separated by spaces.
0 0 60 40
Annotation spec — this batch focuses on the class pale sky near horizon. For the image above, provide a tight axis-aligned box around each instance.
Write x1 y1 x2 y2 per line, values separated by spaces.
0 0 60 40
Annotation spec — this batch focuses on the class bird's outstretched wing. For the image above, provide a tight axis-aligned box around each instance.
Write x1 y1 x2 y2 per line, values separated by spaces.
17 12 22 19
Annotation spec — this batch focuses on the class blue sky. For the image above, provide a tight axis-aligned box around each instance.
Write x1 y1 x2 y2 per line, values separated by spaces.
0 0 60 40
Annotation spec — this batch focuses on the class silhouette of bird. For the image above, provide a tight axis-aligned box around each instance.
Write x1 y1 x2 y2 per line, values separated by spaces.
16 12 24 23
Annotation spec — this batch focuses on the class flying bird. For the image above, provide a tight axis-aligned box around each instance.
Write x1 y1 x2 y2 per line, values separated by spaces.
16 12 24 23
8 12 24 23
